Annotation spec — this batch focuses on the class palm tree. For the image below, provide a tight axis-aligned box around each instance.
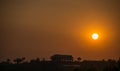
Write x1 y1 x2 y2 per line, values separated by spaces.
77 57 81 62
13 57 25 64
6 59 11 64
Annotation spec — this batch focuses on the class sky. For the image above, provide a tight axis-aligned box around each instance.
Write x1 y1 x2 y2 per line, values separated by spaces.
1 0 120 61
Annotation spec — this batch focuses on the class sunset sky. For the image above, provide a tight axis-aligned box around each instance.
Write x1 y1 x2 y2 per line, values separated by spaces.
1 0 120 60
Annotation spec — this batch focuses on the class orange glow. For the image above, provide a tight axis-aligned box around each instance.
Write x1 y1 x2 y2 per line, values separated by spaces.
91 33 99 40
71 22 111 51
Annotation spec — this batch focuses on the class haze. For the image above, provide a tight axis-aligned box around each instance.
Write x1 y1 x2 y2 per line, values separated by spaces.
1 0 120 60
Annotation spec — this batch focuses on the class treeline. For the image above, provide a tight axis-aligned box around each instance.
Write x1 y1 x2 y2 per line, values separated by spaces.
0 57 120 71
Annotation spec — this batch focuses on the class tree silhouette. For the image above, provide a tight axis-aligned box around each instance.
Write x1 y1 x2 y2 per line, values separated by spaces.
36 58 40 62
30 58 41 64
118 57 120 70
77 57 81 62
13 57 25 64
6 58 11 64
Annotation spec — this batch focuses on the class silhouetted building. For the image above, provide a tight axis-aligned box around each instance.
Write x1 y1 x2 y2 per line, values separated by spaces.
51 54 73 62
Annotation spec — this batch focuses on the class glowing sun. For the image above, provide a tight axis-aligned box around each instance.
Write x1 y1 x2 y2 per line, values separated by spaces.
92 33 99 40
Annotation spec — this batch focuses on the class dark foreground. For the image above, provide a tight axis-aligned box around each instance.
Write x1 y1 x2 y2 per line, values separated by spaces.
1 60 120 71
0 55 120 71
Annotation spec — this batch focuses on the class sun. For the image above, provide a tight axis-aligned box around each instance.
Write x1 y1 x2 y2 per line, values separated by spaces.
91 33 99 40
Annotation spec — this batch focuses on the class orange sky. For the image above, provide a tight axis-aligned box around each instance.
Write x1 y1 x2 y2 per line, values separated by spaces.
1 0 120 60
